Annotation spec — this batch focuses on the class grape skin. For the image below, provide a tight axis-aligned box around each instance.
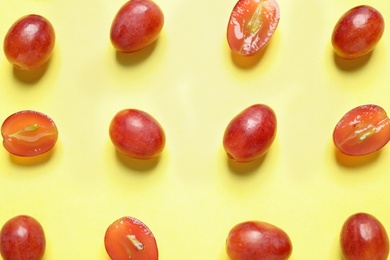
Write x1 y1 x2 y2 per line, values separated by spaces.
223 104 277 163
332 5 384 59
3 14 55 70
0 215 46 260
110 0 164 52
109 109 166 159
341 213 389 260
226 221 292 260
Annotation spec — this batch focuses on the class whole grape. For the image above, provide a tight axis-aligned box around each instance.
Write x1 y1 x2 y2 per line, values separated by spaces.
0 215 46 260
332 5 384 59
110 0 164 52
3 14 55 70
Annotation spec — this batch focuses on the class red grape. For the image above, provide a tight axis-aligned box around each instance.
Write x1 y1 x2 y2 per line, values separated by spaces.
110 0 164 52
104 216 158 260
331 5 384 59
223 104 277 162
3 14 55 70
226 221 292 260
1 110 58 157
227 0 280 56
333 104 390 156
0 215 46 260
340 213 389 260
109 109 165 159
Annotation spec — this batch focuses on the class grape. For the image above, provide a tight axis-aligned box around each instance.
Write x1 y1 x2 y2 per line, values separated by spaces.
104 216 158 260
3 14 55 70
223 104 277 162
109 109 165 159
0 215 46 260
333 104 390 156
1 110 58 157
227 0 280 56
340 213 389 260
331 5 384 59
226 221 292 260
110 0 164 52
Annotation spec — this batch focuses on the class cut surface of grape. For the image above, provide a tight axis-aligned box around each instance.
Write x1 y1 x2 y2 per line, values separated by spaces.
227 0 280 56
1 110 58 157
333 104 390 156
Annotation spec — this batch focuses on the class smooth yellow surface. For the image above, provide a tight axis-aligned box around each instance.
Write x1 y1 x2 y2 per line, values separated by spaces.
0 0 390 259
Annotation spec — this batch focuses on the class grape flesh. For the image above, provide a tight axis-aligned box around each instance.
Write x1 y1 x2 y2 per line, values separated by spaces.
104 216 158 260
227 0 280 56
333 104 390 156
1 110 58 157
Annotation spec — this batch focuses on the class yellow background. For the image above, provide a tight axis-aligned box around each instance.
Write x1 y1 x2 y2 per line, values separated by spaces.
0 0 390 259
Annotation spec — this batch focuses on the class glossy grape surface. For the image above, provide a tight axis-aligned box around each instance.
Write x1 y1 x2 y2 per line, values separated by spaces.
109 109 165 159
3 14 55 70
340 213 389 260
0 215 46 260
223 104 277 162
333 104 390 156
104 216 158 260
1 110 58 157
110 0 164 52
331 5 384 59
226 221 292 260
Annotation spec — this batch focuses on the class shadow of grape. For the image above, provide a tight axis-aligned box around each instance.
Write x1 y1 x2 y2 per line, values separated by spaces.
227 154 267 175
115 40 158 67
115 150 160 172
12 60 51 84
334 147 380 168
9 148 55 166
230 44 269 69
333 52 372 71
